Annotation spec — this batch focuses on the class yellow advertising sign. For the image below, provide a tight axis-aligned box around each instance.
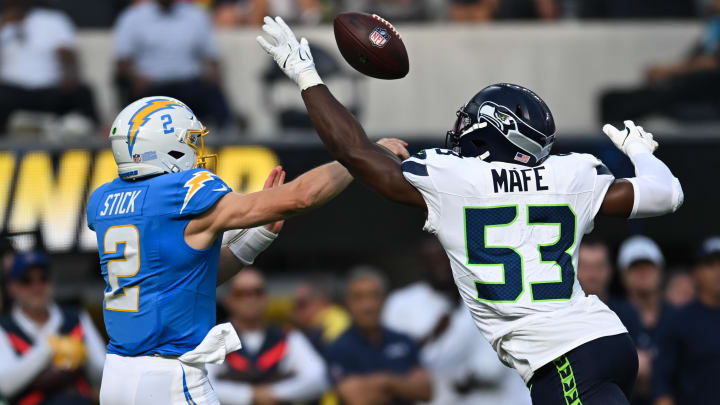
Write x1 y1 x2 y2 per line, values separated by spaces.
2 146 279 252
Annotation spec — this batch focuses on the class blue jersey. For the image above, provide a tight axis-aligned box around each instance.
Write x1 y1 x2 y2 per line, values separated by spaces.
87 168 231 356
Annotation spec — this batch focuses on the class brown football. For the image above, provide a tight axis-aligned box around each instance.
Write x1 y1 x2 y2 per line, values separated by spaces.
333 12 409 80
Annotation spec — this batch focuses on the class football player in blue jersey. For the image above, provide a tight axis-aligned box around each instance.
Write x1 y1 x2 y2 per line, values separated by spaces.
87 96 408 405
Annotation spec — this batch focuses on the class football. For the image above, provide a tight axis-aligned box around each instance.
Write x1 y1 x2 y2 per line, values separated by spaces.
333 12 409 80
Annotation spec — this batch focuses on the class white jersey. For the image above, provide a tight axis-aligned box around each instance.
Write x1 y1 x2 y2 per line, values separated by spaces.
402 149 627 383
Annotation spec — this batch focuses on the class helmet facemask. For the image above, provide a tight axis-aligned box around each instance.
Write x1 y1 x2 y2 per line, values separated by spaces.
445 106 472 153
185 126 217 173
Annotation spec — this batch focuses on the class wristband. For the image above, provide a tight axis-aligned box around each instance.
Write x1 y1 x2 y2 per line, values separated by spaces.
298 69 323 91
224 227 278 265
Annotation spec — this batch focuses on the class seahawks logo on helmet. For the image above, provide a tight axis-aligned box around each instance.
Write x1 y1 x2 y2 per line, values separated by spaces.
476 101 553 164
478 102 520 137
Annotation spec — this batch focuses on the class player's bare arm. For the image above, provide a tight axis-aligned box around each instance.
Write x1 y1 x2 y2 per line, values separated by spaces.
256 16 425 208
187 138 410 254
302 85 424 208
185 161 352 251
598 120 684 218
215 166 286 285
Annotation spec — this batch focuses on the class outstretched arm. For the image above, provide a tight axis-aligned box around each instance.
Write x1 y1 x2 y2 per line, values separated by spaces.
189 138 409 254
598 120 683 218
256 16 425 208
186 161 353 251
301 86 424 207
215 167 287 285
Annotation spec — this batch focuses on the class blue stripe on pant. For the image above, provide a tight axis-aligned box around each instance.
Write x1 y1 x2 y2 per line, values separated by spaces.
182 365 197 405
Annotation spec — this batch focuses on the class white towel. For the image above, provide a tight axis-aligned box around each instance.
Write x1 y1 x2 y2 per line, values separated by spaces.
178 323 242 365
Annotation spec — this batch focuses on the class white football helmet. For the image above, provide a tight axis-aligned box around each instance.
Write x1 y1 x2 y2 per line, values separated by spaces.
109 96 216 180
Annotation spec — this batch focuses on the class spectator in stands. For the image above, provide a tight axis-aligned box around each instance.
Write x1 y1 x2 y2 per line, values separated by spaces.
382 238 531 405
618 236 677 405
580 0 698 19
449 0 498 21
449 0 558 22
599 0 720 124
114 0 232 128
653 236 720 405
291 278 350 353
0 238 15 315
664 271 695 308
0 252 105 405
577 237 644 339
340 0 440 22
40 0 131 28
208 268 328 405
0 0 99 135
214 0 324 26
326 267 431 405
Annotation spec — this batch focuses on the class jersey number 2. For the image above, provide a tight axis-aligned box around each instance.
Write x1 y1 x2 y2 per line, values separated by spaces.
104 225 140 312
464 205 576 302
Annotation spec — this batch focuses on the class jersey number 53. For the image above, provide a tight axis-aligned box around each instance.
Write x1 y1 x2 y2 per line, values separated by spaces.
465 204 576 303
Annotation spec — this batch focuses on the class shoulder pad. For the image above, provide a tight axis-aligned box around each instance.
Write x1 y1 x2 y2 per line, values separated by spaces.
171 169 232 218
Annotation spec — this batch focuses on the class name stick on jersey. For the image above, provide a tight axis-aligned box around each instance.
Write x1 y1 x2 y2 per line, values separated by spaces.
491 166 549 193
99 190 143 216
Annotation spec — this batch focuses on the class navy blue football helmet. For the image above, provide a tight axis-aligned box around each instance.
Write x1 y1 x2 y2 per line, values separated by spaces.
445 83 556 166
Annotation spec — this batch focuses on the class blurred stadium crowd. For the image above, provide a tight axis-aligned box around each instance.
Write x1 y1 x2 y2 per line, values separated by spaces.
1 0 720 137
1 234 719 405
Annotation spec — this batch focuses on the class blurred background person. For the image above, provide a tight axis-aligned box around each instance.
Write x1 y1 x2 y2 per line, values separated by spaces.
579 0 699 19
382 238 531 405
618 236 676 405
340 0 441 23
326 267 431 405
0 0 99 136
0 238 15 315
0 251 105 405
449 0 498 22
449 0 558 22
291 278 350 354
663 271 695 308
113 0 232 129
214 0 324 27
653 236 720 405
208 268 328 405
600 0 720 124
577 237 644 340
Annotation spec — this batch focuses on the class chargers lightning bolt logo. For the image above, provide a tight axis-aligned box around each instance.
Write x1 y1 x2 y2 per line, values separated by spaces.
126 98 187 156
181 171 215 213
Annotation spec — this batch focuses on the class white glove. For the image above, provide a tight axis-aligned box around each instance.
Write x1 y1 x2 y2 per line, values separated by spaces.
602 120 659 158
256 16 323 90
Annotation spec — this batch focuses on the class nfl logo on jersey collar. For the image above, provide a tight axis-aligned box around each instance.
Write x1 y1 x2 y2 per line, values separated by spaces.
369 27 390 48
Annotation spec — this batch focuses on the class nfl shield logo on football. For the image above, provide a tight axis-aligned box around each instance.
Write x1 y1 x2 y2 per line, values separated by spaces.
514 152 530 163
133 154 141 163
369 27 390 48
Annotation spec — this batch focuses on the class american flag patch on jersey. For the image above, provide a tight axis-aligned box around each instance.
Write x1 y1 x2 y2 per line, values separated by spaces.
514 152 530 163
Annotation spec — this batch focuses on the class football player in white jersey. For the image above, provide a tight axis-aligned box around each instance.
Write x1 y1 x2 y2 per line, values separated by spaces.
257 17 684 405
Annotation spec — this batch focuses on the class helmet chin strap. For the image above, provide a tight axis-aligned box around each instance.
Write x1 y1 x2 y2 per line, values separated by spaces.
479 151 490 160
